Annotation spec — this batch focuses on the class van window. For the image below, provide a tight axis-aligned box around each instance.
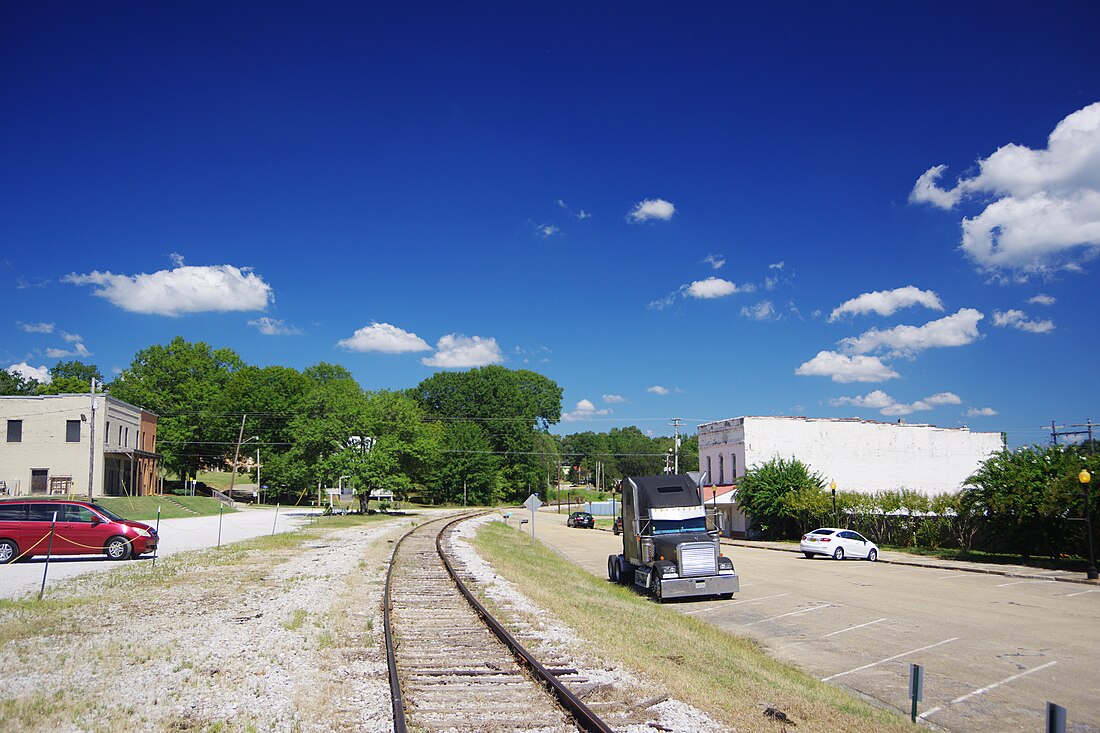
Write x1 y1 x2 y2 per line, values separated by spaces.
28 504 61 522
63 505 97 523
0 504 27 520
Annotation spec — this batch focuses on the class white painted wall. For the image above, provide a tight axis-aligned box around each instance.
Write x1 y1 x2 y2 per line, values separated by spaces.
0 394 144 497
698 416 1004 495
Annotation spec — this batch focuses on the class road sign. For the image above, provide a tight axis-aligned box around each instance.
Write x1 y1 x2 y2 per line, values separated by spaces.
523 494 543 512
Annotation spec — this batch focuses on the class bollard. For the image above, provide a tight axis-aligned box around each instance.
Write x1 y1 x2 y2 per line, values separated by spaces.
1047 702 1066 733
38 511 58 601
152 506 161 568
272 503 280 536
909 663 923 723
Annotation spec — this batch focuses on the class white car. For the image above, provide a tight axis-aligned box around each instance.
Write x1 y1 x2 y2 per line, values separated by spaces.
800 528 878 561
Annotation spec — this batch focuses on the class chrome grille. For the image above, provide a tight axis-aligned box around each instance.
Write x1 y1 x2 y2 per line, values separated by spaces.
678 542 717 577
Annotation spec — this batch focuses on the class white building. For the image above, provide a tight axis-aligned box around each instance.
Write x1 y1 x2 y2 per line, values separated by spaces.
0 394 160 498
697 416 1004 537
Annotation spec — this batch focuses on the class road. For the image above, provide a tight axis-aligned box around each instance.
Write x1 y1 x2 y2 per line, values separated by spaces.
0 506 313 600
530 508 1100 733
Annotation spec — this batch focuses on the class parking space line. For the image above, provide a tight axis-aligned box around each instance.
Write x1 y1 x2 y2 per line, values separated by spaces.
919 661 1058 719
821 637 958 681
740 603 832 627
1063 588 1099 597
996 579 1056 587
823 617 887 637
684 592 789 615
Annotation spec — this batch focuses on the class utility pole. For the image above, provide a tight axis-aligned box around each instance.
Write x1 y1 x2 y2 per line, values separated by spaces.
87 378 99 499
1071 420 1096 454
669 417 683 474
1046 419 1093 447
228 414 247 500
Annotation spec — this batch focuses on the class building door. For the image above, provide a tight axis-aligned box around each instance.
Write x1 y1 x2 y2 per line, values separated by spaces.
31 469 48 494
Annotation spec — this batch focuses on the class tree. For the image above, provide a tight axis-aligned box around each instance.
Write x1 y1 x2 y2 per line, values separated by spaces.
109 337 243 481
962 444 1100 560
36 361 106 395
0 369 39 395
738 456 826 538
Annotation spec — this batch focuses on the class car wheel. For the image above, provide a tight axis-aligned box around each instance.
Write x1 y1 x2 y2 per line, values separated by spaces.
0 539 18 564
803 552 815 559
867 548 878 562
649 572 661 600
832 547 844 561
105 536 132 561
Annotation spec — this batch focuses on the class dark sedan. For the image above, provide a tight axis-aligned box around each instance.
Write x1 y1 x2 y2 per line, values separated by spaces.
566 511 594 528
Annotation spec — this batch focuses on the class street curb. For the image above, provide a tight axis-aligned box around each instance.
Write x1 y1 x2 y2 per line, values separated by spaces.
720 539 1100 586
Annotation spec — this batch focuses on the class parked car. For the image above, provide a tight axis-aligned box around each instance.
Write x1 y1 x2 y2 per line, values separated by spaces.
800 527 878 561
566 511 594 529
612 515 623 535
0 499 158 563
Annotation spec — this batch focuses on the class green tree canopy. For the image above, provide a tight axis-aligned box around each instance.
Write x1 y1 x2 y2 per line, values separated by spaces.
738 456 826 538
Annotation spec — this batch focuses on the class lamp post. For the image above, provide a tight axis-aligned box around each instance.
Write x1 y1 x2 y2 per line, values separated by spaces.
1081 469 1097 580
830 480 838 527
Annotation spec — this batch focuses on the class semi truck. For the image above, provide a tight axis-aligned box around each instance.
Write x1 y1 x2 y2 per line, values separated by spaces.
607 473 738 601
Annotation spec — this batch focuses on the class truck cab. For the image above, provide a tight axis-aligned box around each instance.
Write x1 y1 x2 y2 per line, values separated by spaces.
608 474 738 601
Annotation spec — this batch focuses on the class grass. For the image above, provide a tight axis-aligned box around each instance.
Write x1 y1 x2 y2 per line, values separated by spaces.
95 495 233 520
473 520 917 733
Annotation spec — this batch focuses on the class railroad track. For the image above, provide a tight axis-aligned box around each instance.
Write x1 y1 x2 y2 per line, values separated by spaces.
384 513 615 733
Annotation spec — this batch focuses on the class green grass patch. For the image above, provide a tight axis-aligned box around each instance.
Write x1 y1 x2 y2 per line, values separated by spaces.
95 496 234 520
474 520 916 733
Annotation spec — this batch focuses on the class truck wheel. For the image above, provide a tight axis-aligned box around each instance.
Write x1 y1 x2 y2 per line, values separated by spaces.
619 559 634 585
608 556 620 583
649 571 663 602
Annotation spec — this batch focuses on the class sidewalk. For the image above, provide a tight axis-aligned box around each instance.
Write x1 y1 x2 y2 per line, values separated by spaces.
721 538 1100 586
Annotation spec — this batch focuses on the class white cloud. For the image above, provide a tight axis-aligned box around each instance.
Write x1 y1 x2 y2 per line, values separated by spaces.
685 277 738 299
829 286 944 322
965 407 999 417
537 224 560 237
910 102 1100 276
249 317 304 336
769 261 785 270
1027 294 1056 306
17 322 54 334
795 351 901 383
647 385 670 395
338 322 431 353
840 308 984 357
562 398 612 422
703 254 726 269
627 198 676 223
46 341 91 359
829 390 896 409
991 309 1055 334
421 334 504 368
63 259 273 316
881 392 962 416
602 394 627 404
831 390 962 416
6 362 51 384
740 300 777 320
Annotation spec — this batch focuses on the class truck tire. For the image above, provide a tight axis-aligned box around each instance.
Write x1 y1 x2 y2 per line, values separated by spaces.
649 573 663 602
619 558 634 586
608 556 620 583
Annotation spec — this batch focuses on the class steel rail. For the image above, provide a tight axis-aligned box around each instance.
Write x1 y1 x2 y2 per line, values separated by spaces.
435 515 616 733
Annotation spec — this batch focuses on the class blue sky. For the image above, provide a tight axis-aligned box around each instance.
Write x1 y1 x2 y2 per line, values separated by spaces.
3 2 1098 446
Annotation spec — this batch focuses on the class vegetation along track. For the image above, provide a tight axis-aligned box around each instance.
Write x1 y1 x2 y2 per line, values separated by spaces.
385 513 614 733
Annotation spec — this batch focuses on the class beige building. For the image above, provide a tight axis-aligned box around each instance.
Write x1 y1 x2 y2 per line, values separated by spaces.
698 415 1004 537
0 394 160 498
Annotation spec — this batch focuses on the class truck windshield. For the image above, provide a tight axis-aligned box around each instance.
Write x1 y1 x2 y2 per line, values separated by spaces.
651 517 707 534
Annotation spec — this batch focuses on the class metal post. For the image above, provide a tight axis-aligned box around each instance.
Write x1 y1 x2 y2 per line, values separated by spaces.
1081 470 1097 579
39 511 58 601
272 503 280 535
256 448 261 504
152 506 161 568
87 379 98 499
217 503 224 548
1047 702 1067 733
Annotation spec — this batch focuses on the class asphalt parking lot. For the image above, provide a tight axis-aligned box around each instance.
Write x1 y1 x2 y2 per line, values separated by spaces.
529 508 1100 733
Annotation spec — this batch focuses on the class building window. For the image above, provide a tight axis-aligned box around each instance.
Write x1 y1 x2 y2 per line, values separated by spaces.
706 456 712 484
730 453 737 479
6 419 22 443
105 421 111 446
124 426 129 447
66 420 81 442
719 454 725 485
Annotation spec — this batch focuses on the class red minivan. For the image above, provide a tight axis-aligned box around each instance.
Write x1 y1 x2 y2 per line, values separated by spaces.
0 499 158 563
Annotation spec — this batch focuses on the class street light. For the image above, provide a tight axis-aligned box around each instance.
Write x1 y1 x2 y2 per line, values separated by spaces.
830 480 838 526
1080 469 1097 580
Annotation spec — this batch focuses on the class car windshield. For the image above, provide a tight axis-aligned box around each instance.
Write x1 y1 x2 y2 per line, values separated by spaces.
91 504 127 522
651 517 707 534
